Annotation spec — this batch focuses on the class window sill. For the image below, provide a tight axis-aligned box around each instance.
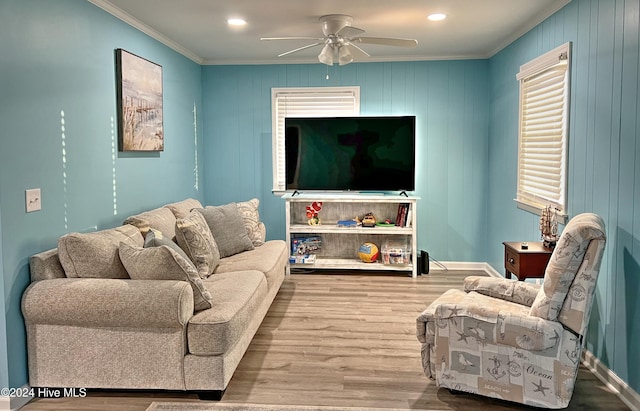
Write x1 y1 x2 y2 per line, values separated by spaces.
514 198 568 224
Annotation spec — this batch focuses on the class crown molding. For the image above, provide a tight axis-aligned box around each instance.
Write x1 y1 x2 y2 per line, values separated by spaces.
488 0 572 57
87 0 204 64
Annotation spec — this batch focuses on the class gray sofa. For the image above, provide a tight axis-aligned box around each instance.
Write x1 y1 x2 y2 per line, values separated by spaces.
22 198 288 399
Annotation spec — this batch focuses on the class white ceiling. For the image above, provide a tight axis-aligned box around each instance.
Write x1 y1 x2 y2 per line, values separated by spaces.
90 0 571 65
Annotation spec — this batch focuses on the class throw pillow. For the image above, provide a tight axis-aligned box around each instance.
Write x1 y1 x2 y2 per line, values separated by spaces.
165 198 204 219
123 206 177 240
236 198 265 247
144 228 191 262
175 210 220 278
196 204 255 258
57 224 143 279
119 242 212 312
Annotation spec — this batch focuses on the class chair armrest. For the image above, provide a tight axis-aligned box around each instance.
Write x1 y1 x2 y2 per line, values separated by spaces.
416 289 467 343
433 301 564 351
22 278 194 328
464 276 540 307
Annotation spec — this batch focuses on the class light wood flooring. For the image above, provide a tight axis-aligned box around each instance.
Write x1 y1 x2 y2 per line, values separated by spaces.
22 270 630 410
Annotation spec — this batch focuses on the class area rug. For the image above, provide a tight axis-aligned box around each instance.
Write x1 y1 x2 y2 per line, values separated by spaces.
146 402 419 411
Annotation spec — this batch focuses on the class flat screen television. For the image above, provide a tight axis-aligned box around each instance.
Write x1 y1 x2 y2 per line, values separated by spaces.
285 116 416 192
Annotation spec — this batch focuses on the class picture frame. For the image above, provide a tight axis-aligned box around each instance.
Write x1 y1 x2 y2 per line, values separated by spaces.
115 49 164 152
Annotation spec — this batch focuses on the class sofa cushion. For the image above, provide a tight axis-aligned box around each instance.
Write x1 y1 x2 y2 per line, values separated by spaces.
197 204 254 258
215 240 288 290
165 198 203 219
58 224 143 279
236 198 265 247
187 270 267 355
119 242 213 312
123 206 177 240
175 210 220 278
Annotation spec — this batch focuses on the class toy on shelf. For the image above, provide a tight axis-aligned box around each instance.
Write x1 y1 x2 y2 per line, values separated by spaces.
361 212 376 227
375 218 395 227
381 240 411 265
358 242 379 263
291 236 322 255
337 216 361 227
306 201 322 225
289 254 317 264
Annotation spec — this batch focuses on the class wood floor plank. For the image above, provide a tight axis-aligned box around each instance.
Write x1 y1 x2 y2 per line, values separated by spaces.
21 270 630 410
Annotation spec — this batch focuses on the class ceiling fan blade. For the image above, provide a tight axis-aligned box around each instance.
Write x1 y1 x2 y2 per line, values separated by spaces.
336 25 365 38
344 42 370 58
261 37 322 41
277 42 323 57
352 37 418 47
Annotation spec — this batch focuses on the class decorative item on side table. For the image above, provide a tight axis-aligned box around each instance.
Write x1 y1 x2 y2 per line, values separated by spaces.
306 201 322 225
540 204 559 248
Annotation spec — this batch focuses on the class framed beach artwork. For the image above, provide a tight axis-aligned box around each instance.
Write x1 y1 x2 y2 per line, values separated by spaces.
116 49 164 151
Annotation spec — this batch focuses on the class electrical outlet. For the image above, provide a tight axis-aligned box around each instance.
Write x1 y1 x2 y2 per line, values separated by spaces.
26 188 41 212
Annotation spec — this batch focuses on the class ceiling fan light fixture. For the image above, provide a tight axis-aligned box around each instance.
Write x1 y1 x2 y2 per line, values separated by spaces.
338 46 353 66
318 44 334 65
262 13 418 65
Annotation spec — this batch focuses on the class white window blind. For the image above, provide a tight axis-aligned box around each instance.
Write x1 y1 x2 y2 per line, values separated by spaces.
271 87 360 192
515 42 571 215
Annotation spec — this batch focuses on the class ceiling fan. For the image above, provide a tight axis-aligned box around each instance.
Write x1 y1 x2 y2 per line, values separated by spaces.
260 14 418 66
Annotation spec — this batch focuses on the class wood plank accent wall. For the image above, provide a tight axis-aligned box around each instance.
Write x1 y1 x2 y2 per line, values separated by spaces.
201 60 490 263
487 0 640 395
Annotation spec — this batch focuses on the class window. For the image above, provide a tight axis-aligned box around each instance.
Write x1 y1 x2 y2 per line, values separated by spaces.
515 42 571 217
271 86 360 192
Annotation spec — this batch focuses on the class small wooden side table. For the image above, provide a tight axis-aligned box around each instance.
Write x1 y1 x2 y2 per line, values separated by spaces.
503 241 553 281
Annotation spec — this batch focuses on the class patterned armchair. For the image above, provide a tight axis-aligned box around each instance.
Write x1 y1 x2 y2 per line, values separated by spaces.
416 213 606 409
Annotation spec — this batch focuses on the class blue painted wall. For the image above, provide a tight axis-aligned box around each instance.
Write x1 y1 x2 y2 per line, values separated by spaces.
201 61 490 262
487 0 640 393
0 0 203 388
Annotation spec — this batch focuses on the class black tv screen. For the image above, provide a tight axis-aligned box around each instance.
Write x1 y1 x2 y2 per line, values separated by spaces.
285 116 416 192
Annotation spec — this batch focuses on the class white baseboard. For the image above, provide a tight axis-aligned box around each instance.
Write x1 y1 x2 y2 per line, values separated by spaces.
482 262 503 278
0 384 35 411
583 350 640 411
429 260 498 273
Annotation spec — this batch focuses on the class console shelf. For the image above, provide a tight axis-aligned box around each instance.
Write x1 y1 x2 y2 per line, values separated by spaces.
283 193 419 277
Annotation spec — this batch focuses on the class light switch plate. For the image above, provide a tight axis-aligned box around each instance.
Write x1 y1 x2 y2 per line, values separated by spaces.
26 188 41 212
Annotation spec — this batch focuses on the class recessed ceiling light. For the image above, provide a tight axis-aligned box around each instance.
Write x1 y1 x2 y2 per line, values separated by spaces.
427 13 447 21
227 18 247 26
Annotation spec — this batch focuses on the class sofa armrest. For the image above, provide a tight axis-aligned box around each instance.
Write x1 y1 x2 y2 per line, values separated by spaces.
22 278 194 328
464 276 540 307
